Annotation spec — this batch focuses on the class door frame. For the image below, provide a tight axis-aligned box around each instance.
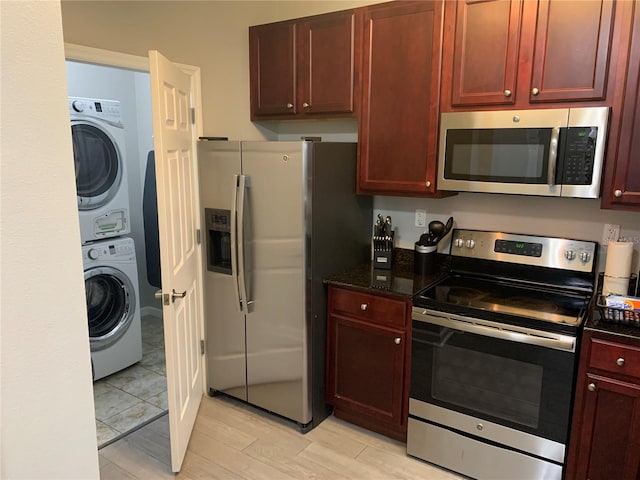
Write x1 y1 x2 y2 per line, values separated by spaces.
65 43 203 138
64 41 208 402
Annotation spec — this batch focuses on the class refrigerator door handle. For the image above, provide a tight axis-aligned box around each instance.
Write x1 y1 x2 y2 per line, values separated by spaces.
237 174 251 313
230 175 243 313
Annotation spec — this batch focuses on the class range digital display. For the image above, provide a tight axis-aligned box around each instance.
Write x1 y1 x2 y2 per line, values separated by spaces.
494 239 543 257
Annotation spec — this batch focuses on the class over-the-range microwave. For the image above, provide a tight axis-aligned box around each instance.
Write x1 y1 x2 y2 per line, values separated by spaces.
437 107 609 198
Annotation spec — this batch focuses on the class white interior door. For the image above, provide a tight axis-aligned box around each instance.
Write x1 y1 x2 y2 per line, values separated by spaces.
149 49 203 472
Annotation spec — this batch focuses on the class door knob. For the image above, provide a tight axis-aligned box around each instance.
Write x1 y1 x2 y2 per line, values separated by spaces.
155 289 186 305
171 289 187 301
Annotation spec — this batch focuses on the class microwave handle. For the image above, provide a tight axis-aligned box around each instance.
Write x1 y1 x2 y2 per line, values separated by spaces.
548 127 560 186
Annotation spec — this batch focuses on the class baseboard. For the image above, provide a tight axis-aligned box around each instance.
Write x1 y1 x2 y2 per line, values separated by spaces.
140 306 162 318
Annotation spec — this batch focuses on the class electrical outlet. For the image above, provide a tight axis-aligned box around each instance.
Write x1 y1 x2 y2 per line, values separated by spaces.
415 209 427 228
602 223 621 246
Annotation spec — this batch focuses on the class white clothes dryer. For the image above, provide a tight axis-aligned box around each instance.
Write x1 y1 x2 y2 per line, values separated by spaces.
70 97 131 244
83 237 142 380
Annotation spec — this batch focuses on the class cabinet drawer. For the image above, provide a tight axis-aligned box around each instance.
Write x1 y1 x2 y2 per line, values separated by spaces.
589 337 640 379
329 287 406 327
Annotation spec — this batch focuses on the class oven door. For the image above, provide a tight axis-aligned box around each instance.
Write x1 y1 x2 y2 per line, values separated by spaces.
410 308 577 462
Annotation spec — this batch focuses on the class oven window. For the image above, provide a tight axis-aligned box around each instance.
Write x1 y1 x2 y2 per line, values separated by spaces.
444 128 552 183
411 321 575 444
433 344 542 428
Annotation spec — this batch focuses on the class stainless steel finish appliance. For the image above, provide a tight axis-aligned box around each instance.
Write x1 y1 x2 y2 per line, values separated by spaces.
408 229 598 480
438 107 609 198
199 140 372 430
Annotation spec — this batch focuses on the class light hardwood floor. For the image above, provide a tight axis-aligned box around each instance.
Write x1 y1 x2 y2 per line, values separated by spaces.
99 394 465 479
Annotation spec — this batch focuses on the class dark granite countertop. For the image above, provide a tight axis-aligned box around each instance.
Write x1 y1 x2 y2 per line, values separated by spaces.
585 308 640 342
324 248 450 299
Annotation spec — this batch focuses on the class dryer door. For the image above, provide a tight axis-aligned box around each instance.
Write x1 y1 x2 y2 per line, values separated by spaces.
84 266 136 351
71 121 123 210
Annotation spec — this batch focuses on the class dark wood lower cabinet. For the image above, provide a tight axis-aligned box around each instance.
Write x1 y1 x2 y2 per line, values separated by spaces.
326 286 410 442
565 331 640 480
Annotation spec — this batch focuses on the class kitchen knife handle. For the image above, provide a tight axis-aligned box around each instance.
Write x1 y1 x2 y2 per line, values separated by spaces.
237 174 251 314
231 175 243 313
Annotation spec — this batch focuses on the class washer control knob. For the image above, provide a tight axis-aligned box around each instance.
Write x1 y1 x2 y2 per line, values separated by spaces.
579 251 591 263
465 239 476 249
87 248 100 260
72 100 85 112
564 250 576 261
454 238 465 248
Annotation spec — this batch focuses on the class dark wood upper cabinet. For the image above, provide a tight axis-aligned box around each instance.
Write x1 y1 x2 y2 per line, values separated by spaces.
249 21 297 117
601 0 640 210
249 10 359 120
445 0 523 107
442 0 617 110
529 0 615 103
358 1 446 196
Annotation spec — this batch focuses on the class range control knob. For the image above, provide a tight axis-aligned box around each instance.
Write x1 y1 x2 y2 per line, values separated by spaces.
465 239 476 249
564 250 576 261
579 251 591 263
454 238 465 248
87 248 100 260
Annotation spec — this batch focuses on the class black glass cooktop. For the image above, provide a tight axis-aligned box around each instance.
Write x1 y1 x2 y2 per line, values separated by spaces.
414 274 591 333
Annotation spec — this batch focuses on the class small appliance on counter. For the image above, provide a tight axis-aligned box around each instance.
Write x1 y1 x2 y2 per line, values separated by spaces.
372 213 394 269
414 217 453 275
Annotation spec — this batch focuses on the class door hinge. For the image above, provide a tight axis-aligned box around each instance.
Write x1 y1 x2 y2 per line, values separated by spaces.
190 107 196 125
196 228 201 245
200 339 205 355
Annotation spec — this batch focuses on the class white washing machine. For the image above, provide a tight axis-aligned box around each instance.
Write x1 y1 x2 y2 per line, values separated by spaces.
70 97 131 244
83 237 142 380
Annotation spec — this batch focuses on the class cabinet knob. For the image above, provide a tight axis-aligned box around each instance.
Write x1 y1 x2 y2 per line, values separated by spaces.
614 189 623 198
504 89 512 97
588 383 596 392
394 337 401 345
531 87 540 96
286 103 294 109
617 357 625 367
302 102 310 108
360 303 368 311
425 180 431 188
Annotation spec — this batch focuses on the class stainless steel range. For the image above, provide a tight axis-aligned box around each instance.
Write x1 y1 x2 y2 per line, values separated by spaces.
408 229 598 480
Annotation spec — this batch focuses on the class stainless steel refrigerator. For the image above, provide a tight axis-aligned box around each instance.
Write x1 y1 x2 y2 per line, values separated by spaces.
198 140 372 431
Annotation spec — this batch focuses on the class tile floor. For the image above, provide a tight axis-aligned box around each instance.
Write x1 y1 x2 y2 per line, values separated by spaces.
94 314 168 448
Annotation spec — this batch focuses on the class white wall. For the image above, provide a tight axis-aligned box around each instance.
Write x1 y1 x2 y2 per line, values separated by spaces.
374 194 640 273
1 2 99 478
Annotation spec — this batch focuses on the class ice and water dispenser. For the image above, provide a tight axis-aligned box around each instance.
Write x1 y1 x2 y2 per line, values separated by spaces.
205 208 232 274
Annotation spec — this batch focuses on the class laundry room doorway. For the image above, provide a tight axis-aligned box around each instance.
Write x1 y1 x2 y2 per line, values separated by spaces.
66 58 169 448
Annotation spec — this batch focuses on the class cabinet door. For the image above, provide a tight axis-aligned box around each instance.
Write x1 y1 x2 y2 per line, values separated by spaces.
327 314 405 426
444 0 522 108
602 0 640 209
358 1 443 195
528 0 615 103
573 373 640 480
298 11 358 115
249 21 296 117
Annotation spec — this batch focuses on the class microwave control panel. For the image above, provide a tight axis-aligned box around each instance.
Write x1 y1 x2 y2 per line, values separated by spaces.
558 127 598 185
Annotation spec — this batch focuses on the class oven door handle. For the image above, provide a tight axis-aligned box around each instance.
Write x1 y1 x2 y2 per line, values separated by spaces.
412 308 575 352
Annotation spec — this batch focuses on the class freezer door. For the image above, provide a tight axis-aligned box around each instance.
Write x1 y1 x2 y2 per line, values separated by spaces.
240 141 309 424
198 141 247 401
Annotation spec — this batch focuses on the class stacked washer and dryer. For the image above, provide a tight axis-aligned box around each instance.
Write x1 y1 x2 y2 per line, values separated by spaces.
70 97 143 381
